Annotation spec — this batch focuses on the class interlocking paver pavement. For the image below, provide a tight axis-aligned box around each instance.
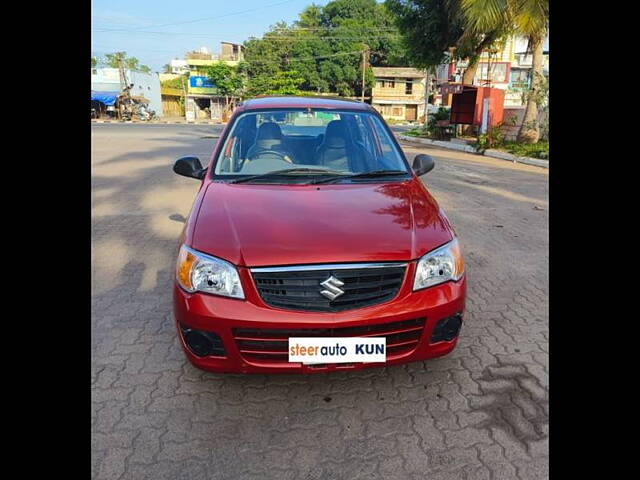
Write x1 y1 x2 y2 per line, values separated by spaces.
92 124 548 479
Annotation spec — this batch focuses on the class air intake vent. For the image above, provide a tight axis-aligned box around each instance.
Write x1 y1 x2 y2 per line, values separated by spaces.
233 317 425 363
180 324 225 357
430 314 463 343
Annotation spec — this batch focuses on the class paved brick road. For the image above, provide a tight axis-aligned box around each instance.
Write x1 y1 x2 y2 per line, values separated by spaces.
92 124 548 480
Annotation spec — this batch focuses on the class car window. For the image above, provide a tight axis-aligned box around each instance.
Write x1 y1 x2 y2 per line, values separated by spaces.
213 109 408 177
367 114 405 170
353 115 377 159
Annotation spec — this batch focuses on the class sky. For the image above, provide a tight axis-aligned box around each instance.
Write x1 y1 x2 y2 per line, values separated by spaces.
92 0 330 71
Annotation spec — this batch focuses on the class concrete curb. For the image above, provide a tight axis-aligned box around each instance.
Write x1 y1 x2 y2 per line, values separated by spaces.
91 119 224 125
396 134 548 169
484 149 549 168
396 135 476 154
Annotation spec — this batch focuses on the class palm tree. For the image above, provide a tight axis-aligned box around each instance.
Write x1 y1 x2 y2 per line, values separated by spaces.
461 0 548 143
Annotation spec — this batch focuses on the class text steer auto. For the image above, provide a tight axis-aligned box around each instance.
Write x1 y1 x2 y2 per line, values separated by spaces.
172 96 466 373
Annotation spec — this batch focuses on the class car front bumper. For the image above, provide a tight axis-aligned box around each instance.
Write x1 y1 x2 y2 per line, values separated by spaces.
173 264 466 374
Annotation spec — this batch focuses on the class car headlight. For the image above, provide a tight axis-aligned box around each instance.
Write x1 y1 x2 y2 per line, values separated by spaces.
413 238 464 291
175 245 244 299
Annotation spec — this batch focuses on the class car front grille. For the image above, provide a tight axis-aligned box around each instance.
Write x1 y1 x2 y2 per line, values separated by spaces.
251 264 407 312
233 317 425 363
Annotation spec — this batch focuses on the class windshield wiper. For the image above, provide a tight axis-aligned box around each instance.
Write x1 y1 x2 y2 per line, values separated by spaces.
228 168 345 184
308 170 410 185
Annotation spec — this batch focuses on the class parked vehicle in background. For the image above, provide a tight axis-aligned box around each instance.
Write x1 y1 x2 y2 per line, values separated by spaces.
91 99 107 119
134 104 156 121
172 96 466 374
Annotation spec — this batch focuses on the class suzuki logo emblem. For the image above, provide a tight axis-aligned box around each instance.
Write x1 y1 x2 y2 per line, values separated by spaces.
320 275 345 300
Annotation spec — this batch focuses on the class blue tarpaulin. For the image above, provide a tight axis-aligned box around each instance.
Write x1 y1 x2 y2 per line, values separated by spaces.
91 91 119 106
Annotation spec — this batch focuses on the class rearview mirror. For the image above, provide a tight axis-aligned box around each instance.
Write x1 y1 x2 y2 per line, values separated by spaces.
174 156 206 180
412 154 435 177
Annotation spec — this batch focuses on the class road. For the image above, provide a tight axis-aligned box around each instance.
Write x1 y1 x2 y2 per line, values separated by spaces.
92 123 548 480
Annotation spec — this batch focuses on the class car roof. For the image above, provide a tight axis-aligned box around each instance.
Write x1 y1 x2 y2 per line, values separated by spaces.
238 95 373 112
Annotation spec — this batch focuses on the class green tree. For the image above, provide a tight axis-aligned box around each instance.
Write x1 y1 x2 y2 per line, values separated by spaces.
385 0 505 83
204 63 246 115
246 70 304 97
160 74 188 90
162 64 172 73
104 52 152 74
91 57 97 68
318 0 407 96
243 0 408 98
244 22 296 81
461 0 548 143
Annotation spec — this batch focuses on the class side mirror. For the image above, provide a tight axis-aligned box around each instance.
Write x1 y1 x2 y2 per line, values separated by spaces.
174 156 206 180
412 154 435 177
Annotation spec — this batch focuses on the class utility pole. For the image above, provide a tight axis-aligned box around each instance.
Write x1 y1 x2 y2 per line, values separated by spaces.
423 68 430 127
117 53 125 91
361 44 369 103
117 53 130 120
181 75 188 120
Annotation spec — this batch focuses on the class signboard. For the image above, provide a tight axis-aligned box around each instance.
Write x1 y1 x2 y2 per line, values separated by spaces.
189 76 215 88
188 76 218 95
440 83 464 95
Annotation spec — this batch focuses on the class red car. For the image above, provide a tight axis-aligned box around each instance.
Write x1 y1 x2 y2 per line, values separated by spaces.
173 96 466 373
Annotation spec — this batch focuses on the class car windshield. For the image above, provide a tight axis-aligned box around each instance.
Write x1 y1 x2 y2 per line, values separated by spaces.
213 108 409 182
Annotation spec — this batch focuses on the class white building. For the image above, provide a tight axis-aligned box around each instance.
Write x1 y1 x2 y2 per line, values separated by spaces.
91 68 163 116
169 59 189 75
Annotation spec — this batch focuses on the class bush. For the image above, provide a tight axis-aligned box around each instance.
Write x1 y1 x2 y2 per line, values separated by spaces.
422 107 450 138
501 141 549 159
161 75 188 90
404 127 427 137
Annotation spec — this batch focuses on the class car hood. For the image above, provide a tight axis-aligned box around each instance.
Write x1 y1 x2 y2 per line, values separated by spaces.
191 179 453 267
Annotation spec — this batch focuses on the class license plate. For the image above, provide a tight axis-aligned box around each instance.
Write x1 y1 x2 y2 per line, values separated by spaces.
288 337 386 364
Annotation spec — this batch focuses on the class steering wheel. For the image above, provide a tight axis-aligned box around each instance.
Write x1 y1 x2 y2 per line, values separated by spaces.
249 149 292 163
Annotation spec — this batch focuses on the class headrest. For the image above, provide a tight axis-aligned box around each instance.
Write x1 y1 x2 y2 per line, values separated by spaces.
255 138 282 150
324 120 348 148
256 122 282 141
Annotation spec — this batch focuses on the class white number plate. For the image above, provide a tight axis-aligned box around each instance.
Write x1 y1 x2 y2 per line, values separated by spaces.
288 337 386 364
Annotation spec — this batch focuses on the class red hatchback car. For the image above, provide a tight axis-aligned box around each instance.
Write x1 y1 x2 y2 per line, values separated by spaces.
172 96 466 373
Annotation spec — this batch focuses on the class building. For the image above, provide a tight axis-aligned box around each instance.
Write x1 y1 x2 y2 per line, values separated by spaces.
169 59 189 75
170 43 245 74
430 34 549 139
371 67 427 123
167 42 246 121
219 42 245 62
437 35 549 107
91 68 163 116
160 86 184 117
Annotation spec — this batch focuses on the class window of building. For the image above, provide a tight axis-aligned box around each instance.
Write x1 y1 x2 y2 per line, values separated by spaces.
509 69 531 89
376 104 393 115
392 107 402 116
405 81 413 95
475 62 510 84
